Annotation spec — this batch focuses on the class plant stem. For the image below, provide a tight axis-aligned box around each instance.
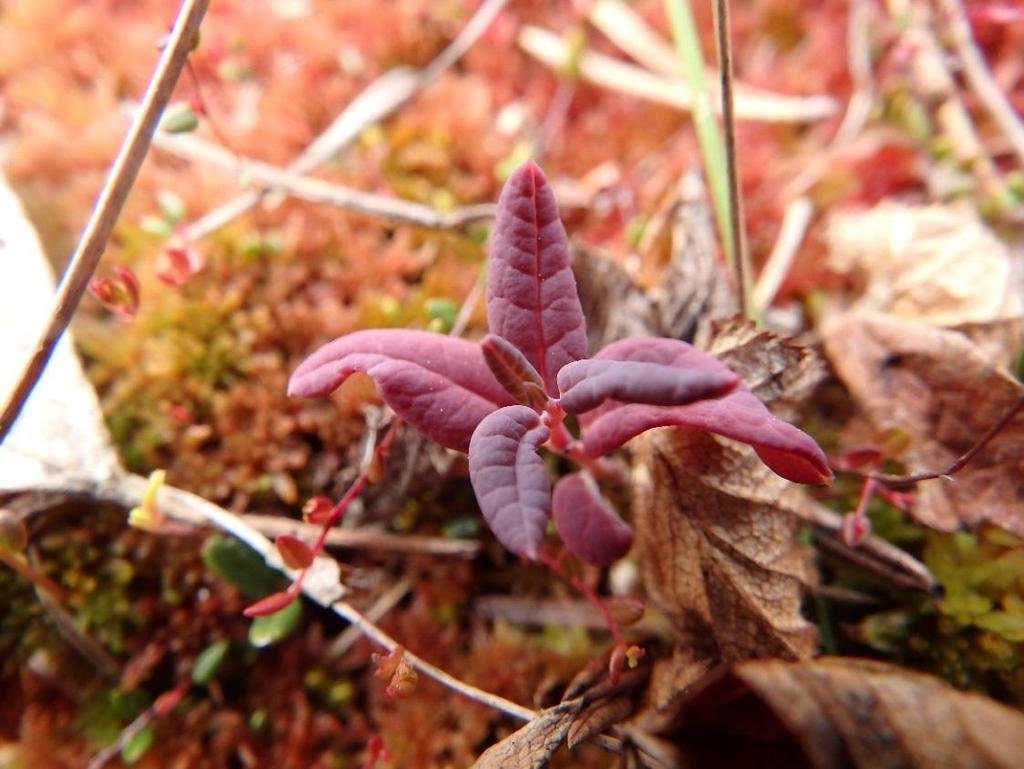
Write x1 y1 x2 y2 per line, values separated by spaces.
712 0 754 319
0 0 210 443
662 2 733 267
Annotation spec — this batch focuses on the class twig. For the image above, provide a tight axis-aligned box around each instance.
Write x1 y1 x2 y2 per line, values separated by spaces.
936 0 1024 166
712 0 753 320
0 0 209 443
330 598 537 721
325 579 412 661
863 394 1024 489
662 0 734 291
242 514 480 558
518 25 838 123
86 681 188 769
95 471 538 721
752 197 813 311
760 0 872 305
180 0 507 243
797 497 937 591
86 708 156 769
151 131 495 230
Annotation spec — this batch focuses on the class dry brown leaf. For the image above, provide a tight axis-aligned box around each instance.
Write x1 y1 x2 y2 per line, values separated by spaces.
700 316 827 418
630 323 822 664
634 429 819 663
573 170 731 350
669 657 1024 769
472 700 582 769
826 203 1023 364
822 313 1024 535
566 695 634 749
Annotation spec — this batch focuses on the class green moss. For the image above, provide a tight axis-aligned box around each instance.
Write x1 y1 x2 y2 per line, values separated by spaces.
855 526 1024 706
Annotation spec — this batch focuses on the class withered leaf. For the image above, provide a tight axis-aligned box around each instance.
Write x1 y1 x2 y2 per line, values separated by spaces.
631 323 822 664
700 316 827 418
633 428 818 663
573 168 731 351
471 699 582 769
566 695 634 749
671 657 1024 769
827 203 1021 330
823 313 1024 536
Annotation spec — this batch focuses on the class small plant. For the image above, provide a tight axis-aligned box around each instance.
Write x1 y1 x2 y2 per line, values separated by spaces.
288 161 832 565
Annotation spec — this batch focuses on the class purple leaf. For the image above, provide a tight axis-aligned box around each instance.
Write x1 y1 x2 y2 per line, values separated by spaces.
578 338 832 485
481 334 548 410
552 472 633 566
556 358 738 414
288 329 513 452
468 405 551 559
487 161 588 395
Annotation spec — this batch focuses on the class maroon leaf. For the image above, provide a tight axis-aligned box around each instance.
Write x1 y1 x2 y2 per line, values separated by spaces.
288 329 513 452
481 334 548 410
556 358 738 414
276 534 314 570
552 472 633 566
468 405 551 559
487 161 588 395
243 590 296 618
578 338 832 485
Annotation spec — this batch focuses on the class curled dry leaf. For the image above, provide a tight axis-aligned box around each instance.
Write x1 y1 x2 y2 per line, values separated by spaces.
566 695 634 750
826 203 1023 364
471 699 582 769
669 657 1024 769
822 313 1024 536
633 428 818 663
827 203 1020 326
630 322 825 668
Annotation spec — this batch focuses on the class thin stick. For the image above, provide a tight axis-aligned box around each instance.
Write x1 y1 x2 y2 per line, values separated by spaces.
936 0 1024 166
0 0 210 443
181 0 507 243
242 515 480 558
752 196 813 311
330 598 537 722
865 394 1024 489
152 131 496 230
713 0 753 319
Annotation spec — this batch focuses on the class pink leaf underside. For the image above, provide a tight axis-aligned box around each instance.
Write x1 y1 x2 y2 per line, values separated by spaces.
579 338 832 485
556 358 739 414
552 472 633 567
487 161 588 395
468 405 551 559
288 329 513 453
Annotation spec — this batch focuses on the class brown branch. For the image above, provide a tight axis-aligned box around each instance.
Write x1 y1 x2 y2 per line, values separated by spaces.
151 130 496 230
936 0 1024 166
712 0 753 320
242 515 480 558
0 0 210 443
864 394 1024 489
180 0 507 243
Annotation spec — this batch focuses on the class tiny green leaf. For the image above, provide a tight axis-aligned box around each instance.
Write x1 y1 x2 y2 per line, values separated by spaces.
192 639 230 685
121 725 155 765
202 536 284 599
248 599 302 648
160 102 199 134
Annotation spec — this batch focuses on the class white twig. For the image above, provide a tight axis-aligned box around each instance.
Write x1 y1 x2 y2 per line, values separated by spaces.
181 0 507 242
152 131 495 229
753 197 814 311
0 0 210 443
242 514 480 558
936 0 1024 166
519 25 837 123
